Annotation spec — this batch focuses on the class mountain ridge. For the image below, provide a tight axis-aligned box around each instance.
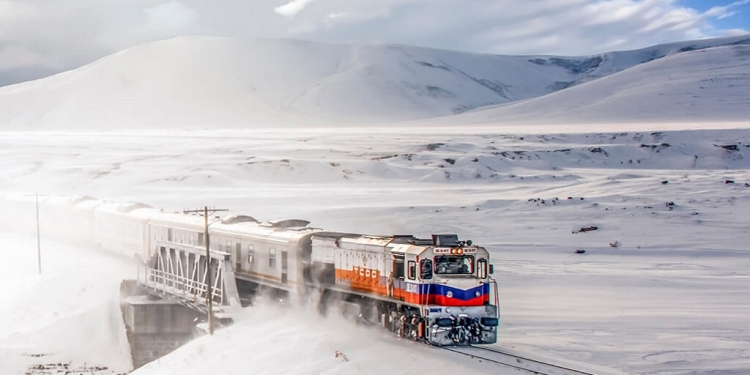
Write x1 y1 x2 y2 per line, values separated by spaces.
0 34 748 129
442 43 750 125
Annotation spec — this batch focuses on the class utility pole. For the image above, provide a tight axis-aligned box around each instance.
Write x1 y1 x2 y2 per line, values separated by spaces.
183 206 227 335
36 194 41 274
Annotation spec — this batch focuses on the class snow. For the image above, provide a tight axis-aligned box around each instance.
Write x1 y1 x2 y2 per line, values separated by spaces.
1 33 750 375
444 44 750 125
1 125 749 375
132 303 510 375
0 231 135 374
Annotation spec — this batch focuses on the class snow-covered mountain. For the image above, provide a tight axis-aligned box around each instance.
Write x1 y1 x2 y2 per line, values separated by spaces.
0 35 748 129
444 43 750 125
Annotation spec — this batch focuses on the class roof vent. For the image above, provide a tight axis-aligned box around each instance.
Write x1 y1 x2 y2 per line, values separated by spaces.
268 219 310 228
68 196 96 205
221 215 259 224
432 234 459 247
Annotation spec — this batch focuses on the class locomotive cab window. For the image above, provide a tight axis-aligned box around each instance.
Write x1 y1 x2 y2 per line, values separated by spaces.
407 261 416 280
435 255 475 275
420 259 433 279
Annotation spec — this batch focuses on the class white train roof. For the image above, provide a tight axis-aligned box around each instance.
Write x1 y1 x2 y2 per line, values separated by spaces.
43 195 72 206
2 193 41 203
210 219 322 243
95 201 161 219
314 235 423 255
321 234 486 257
73 197 103 209
149 211 207 230
41 195 102 209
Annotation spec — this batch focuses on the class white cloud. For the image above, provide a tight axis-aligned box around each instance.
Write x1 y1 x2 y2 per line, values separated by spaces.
274 0 317 17
704 0 750 19
723 27 750 36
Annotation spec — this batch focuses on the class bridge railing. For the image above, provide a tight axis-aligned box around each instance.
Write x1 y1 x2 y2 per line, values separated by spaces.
137 265 224 306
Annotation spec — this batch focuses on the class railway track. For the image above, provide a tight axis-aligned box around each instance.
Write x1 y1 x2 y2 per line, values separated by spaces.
441 345 598 375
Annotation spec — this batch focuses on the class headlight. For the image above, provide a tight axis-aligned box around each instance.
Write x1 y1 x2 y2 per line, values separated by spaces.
475 291 481 297
446 291 453 298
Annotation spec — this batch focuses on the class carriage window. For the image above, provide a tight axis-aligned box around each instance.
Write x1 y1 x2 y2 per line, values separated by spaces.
435 255 474 275
247 245 254 264
407 261 416 280
420 259 433 279
477 259 487 278
269 248 277 268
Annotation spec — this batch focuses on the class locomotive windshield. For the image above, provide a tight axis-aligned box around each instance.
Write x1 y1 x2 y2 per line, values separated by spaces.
434 255 474 275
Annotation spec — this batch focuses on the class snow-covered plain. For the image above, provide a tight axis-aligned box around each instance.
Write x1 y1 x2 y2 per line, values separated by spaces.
1 126 749 375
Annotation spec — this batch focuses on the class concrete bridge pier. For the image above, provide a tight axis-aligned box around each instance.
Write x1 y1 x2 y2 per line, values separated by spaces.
120 281 205 369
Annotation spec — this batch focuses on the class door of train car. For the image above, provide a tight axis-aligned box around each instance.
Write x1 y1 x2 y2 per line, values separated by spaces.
390 254 405 300
235 243 242 272
281 251 288 284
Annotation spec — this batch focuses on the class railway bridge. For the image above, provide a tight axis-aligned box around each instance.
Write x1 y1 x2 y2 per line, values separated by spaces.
135 240 243 317
123 241 244 368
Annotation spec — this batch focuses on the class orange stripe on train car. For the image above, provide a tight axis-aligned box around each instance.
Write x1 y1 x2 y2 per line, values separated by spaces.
336 268 388 295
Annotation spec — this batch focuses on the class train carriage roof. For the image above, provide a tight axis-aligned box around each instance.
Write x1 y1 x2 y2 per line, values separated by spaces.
222 215 259 225
210 219 323 244
148 211 207 230
320 235 429 255
95 201 161 219
43 195 73 206
72 196 103 209
40 195 102 214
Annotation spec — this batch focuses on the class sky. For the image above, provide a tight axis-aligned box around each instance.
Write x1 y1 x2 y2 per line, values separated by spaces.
0 0 748 87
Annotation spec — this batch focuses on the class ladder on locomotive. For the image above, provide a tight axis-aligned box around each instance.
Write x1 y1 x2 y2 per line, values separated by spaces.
137 241 242 315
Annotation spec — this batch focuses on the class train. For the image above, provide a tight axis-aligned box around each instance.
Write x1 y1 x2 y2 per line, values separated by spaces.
0 193 499 346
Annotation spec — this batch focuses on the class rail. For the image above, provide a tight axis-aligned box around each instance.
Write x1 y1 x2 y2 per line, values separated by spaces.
441 345 598 375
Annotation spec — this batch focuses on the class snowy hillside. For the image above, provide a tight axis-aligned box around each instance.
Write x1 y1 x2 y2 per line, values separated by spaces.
443 43 750 125
0 35 748 130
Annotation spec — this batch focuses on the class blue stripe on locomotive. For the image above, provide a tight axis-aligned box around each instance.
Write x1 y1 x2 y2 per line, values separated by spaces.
393 280 490 301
